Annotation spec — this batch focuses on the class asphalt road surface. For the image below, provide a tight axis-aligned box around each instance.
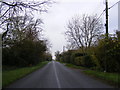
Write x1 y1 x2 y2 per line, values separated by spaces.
7 61 113 88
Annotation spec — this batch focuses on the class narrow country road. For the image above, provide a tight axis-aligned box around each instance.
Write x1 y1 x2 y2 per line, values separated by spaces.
7 61 113 88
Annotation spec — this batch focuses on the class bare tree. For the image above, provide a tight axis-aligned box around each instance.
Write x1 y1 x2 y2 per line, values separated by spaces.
2 15 43 47
0 0 53 38
65 14 103 51
0 0 53 18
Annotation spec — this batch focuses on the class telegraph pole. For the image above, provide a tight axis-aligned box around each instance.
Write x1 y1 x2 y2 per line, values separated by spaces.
105 0 109 38
104 0 109 73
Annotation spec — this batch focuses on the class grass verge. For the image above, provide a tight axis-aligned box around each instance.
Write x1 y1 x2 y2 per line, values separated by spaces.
60 62 120 87
57 61 86 69
83 70 120 87
2 61 49 88
65 63 87 70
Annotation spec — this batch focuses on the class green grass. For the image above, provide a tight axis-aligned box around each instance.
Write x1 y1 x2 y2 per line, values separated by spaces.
2 61 49 87
58 61 87 70
3 65 18 71
65 63 86 69
83 70 120 87
56 61 65 64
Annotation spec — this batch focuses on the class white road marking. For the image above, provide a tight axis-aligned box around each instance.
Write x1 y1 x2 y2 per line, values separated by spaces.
53 61 61 88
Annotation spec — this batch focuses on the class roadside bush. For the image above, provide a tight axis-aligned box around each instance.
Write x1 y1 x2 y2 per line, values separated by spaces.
42 52 52 61
60 50 77 64
95 37 120 72
70 52 77 64
74 57 82 66
2 40 47 67
81 55 95 68
61 52 70 63
70 51 86 65
90 55 101 70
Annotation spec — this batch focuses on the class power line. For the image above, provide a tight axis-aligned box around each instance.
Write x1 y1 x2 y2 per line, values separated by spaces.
97 9 105 21
109 0 120 9
97 0 120 21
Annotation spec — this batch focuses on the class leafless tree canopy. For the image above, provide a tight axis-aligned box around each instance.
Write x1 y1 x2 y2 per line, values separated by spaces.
65 14 103 50
2 15 43 47
0 0 53 39
0 0 52 19
0 0 53 26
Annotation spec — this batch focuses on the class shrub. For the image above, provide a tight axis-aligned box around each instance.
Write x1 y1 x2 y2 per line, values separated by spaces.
74 57 82 66
2 40 47 67
81 55 95 68
95 37 120 72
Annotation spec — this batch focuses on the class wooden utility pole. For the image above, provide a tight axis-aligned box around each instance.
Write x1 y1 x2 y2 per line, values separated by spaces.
105 0 109 38
104 0 109 73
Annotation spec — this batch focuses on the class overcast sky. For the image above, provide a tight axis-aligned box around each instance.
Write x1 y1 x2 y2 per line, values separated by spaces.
39 0 119 59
